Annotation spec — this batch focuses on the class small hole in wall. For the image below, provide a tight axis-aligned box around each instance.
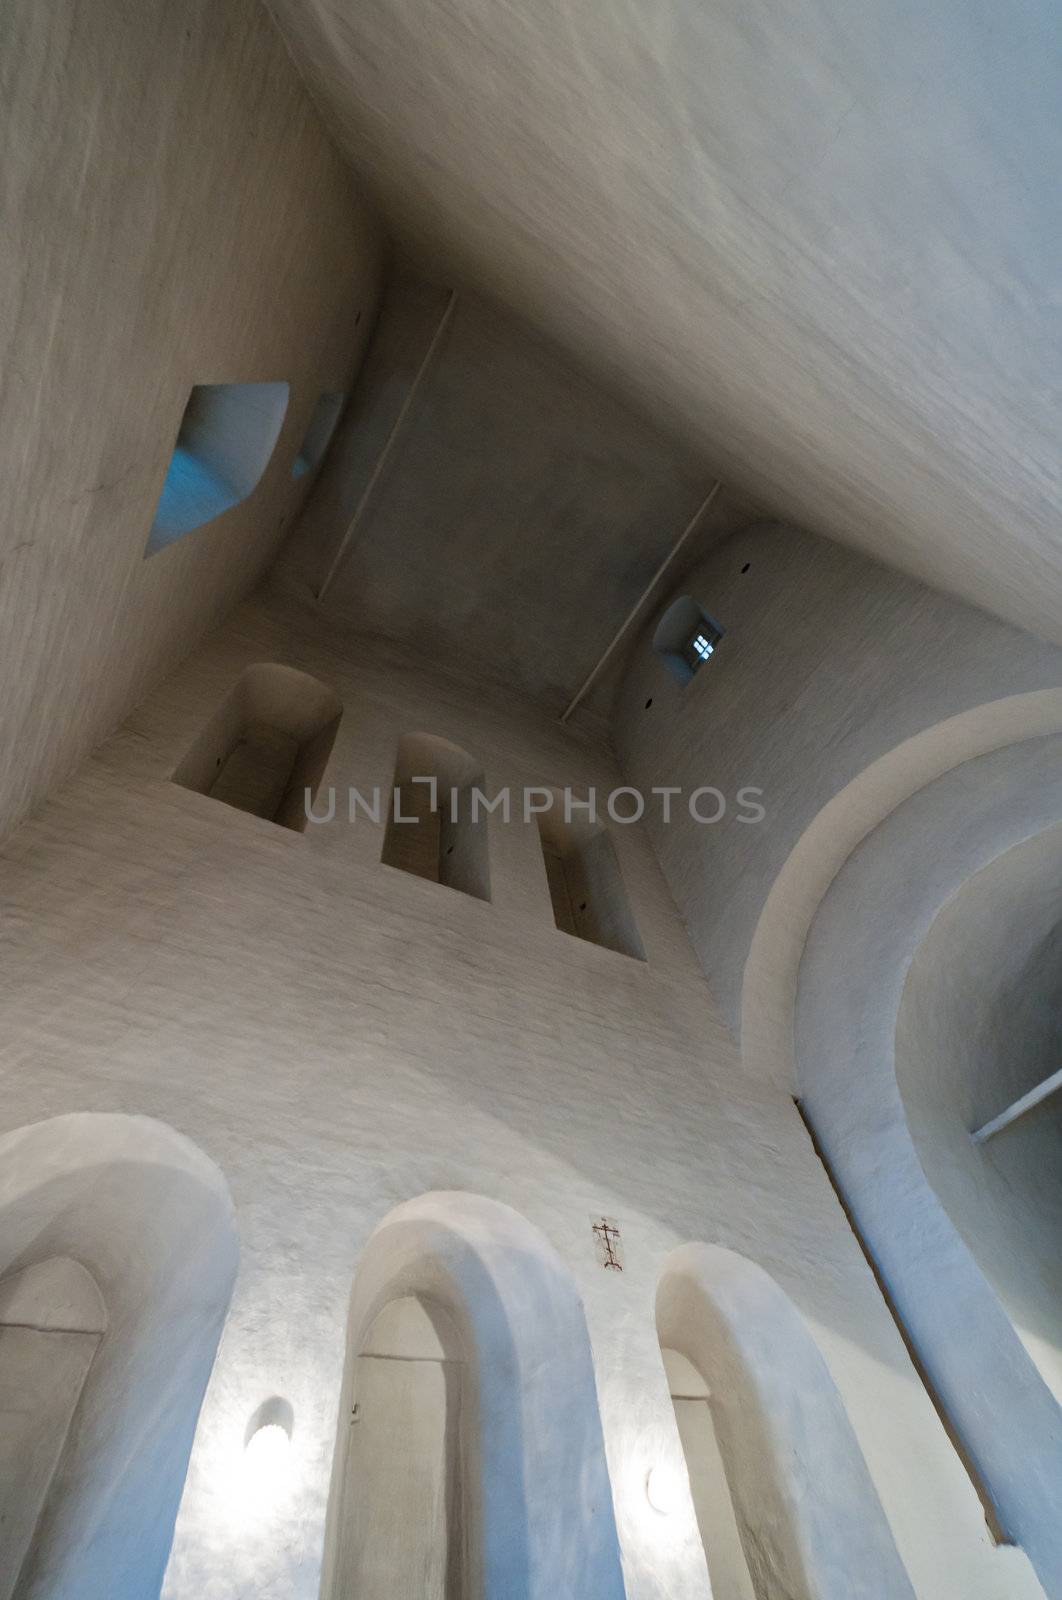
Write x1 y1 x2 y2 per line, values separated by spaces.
579 902 587 912
741 562 750 573
644 698 653 710
355 310 362 326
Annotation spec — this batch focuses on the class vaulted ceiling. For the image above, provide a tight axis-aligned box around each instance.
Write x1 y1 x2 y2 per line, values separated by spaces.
267 0 1062 646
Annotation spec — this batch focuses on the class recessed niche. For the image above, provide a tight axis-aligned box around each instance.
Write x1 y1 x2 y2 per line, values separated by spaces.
536 795 645 960
653 595 725 685
146 381 290 555
172 663 342 833
292 391 345 478
381 733 491 901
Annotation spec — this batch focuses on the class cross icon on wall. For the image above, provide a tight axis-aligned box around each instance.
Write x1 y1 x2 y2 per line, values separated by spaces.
592 1216 623 1271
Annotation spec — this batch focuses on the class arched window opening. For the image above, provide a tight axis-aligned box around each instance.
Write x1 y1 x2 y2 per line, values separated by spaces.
329 1297 468 1598
172 662 342 832
660 1347 755 1600
0 1259 106 1600
146 381 289 554
381 734 490 902
0 1114 238 1599
536 794 645 960
293 392 345 478
657 1243 914 1600
320 1192 625 1600
652 595 724 685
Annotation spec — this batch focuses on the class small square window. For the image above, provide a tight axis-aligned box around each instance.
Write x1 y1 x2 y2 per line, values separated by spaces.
654 597 725 683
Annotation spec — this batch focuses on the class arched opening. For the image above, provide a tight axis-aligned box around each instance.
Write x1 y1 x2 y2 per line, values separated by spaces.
381 734 490 902
896 826 1062 1404
172 662 342 832
790 730 1062 1592
0 1113 238 1598
659 1347 755 1600
0 1259 107 1600
330 1296 469 1598
656 1243 914 1600
320 1192 625 1600
535 790 645 960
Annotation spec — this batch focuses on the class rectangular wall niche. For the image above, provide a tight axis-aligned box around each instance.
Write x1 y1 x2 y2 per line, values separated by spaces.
653 594 725 685
146 381 289 555
536 794 645 960
292 391 346 478
172 663 342 833
381 734 491 902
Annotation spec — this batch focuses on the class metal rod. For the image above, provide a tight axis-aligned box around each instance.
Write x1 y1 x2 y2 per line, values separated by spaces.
972 1066 1062 1143
559 480 723 724
317 289 458 600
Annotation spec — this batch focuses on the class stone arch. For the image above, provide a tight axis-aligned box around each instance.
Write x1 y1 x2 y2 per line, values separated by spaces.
740 687 1062 1088
656 1243 914 1600
0 1113 238 1599
895 825 1062 1404
320 1191 625 1600
787 732 1062 1592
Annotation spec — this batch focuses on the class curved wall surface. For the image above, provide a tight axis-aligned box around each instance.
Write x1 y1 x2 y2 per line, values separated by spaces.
896 826 1062 1407
613 522 1062 1037
793 738 1062 1593
0 1113 238 1600
613 521 1062 1593
657 1243 915 1600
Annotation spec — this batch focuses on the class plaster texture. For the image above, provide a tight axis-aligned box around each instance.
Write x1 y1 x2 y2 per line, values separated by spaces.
325 1192 626 1600
0 588 1016 1600
657 1244 915 1600
614 523 1062 1040
266 0 1062 647
612 520 1062 1593
0 1114 237 1599
794 738 1062 1593
0 0 382 843
277 277 741 718
896 827 1062 1407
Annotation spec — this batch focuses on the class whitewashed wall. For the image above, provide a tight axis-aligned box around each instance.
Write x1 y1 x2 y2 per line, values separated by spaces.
613 519 1062 1594
0 588 1020 1599
0 0 383 844
613 521 1062 1035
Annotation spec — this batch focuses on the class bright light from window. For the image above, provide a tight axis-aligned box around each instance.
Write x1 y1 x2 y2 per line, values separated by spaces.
646 1461 684 1515
691 633 714 660
243 1421 290 1507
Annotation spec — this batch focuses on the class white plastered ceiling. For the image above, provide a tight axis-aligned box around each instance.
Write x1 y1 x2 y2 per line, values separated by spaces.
267 0 1062 645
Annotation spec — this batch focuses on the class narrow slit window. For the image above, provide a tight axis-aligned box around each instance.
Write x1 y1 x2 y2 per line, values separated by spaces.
535 793 645 960
171 663 341 833
146 381 289 555
381 734 491 902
